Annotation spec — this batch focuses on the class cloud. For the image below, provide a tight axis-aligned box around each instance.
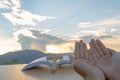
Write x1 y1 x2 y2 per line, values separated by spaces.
13 28 119 53
69 34 113 43
13 28 37 40
102 36 120 51
13 28 74 53
0 37 21 55
78 16 120 27
111 28 118 32
68 33 120 51
81 29 107 36
0 0 56 26
69 28 114 42
78 22 91 28
0 0 12 9
10 0 21 12
81 35 113 42
0 0 21 11
2 10 55 26
81 35 120 51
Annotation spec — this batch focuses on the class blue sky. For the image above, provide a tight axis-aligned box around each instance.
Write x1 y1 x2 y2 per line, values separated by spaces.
0 0 120 54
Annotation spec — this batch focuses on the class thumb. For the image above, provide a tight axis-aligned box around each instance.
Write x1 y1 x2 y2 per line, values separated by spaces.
74 61 92 78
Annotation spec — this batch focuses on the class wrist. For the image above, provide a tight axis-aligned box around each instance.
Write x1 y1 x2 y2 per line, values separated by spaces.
89 67 105 80
74 62 105 80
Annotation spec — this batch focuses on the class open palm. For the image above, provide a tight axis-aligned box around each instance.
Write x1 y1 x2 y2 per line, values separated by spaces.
73 40 105 80
89 39 120 80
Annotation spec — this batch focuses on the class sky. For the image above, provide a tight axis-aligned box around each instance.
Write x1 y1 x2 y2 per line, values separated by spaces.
0 0 120 55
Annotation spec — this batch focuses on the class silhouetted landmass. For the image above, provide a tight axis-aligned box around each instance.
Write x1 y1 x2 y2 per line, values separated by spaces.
0 50 73 65
0 50 50 65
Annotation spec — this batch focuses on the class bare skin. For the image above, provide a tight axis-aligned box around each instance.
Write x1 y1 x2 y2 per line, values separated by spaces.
73 39 120 80
89 39 120 80
73 40 105 80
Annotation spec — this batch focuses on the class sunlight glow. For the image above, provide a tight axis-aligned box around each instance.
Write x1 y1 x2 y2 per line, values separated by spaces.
46 45 59 53
0 49 9 55
0 38 21 55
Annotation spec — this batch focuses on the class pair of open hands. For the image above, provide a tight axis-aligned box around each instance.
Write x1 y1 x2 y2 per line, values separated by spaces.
73 39 120 80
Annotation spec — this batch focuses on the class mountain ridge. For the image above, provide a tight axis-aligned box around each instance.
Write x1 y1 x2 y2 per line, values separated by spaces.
0 49 73 65
0 50 50 64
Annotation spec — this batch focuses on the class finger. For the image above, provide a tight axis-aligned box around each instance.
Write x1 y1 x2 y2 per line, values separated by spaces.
107 48 116 56
89 41 100 59
88 49 94 64
90 48 98 63
96 39 109 55
74 41 80 60
84 43 89 60
73 61 89 78
89 49 96 64
79 40 84 58
91 39 104 57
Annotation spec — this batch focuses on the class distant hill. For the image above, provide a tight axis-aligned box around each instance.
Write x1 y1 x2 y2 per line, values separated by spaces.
1 49 119 65
0 50 51 65
0 50 73 65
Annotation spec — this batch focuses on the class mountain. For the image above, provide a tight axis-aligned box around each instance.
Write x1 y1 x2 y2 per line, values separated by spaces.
1 49 119 65
0 50 51 65
0 50 73 65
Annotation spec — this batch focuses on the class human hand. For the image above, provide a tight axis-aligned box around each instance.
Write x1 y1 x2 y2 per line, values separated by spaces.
89 39 120 80
73 40 105 80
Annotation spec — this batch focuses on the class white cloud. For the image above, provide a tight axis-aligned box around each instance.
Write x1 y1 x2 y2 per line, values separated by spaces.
68 28 113 43
69 34 113 43
10 0 21 12
2 10 55 26
111 28 118 32
81 28 107 36
0 37 21 55
13 28 51 40
13 28 37 40
0 0 56 26
0 0 12 9
40 29 51 34
13 28 74 53
78 22 91 27
68 27 108 41
78 16 120 27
